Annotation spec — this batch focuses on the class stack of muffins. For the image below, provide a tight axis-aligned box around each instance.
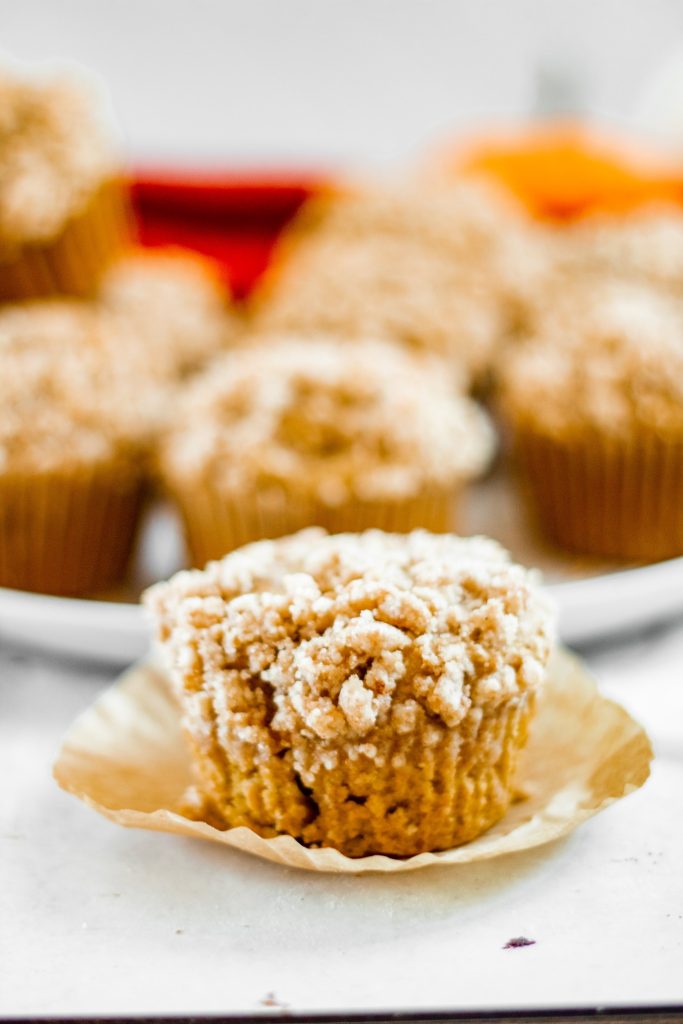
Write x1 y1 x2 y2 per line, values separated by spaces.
0 68 237 595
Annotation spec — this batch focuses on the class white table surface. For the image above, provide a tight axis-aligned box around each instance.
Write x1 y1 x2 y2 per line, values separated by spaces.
2 620 683 1019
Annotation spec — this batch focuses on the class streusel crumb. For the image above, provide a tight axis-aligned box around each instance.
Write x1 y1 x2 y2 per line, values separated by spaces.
0 71 115 244
0 301 164 471
501 281 683 438
99 247 236 377
161 336 494 505
146 529 553 856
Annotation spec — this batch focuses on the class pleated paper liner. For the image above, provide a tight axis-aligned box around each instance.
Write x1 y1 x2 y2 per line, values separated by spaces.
53 648 652 874
0 178 132 302
169 483 457 566
514 429 683 561
0 462 146 596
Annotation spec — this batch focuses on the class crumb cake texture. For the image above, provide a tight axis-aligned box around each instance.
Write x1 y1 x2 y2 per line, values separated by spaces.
163 337 494 501
0 302 151 593
146 529 553 857
500 283 683 560
562 206 683 291
253 181 544 380
160 337 495 562
501 283 683 439
0 302 156 472
0 72 116 246
99 247 236 378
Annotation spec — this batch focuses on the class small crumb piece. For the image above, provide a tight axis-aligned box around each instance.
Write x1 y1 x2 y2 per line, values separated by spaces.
175 928 184 935
504 936 536 949
260 991 289 1009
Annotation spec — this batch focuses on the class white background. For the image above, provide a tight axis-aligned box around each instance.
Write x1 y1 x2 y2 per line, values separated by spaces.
1 0 683 168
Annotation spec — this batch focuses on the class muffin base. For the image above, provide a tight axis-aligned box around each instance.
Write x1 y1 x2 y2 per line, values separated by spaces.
186 692 535 858
515 428 683 561
0 462 146 596
171 484 457 567
0 179 132 302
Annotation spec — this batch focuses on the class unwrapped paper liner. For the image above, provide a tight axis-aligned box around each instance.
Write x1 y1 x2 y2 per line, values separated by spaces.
53 648 652 874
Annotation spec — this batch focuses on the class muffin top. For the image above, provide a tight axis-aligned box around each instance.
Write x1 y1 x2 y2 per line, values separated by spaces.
160 337 495 503
253 234 505 381
282 178 527 260
0 72 115 245
500 282 683 438
146 528 553 747
562 206 683 291
98 247 236 378
0 302 161 472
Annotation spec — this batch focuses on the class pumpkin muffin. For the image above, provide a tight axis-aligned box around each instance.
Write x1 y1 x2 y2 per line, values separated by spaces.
562 204 683 293
500 282 683 561
0 70 130 301
253 181 544 384
0 302 155 595
145 528 554 857
159 337 495 566
98 246 237 378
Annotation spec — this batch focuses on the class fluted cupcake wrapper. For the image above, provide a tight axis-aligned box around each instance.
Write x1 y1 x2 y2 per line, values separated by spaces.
0 461 146 596
53 649 653 872
0 179 132 302
171 483 458 568
514 428 683 562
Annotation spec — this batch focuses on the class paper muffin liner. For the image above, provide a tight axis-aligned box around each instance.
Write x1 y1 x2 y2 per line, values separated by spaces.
171 483 458 567
0 460 146 596
514 428 683 561
0 178 132 302
53 648 652 874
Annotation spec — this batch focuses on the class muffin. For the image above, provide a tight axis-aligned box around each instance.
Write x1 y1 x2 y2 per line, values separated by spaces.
253 181 543 384
500 282 683 561
562 204 683 293
0 70 130 302
98 246 236 378
0 302 155 595
159 337 495 566
145 528 554 857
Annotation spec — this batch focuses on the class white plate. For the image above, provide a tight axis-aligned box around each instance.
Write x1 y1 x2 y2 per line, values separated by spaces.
2 482 683 665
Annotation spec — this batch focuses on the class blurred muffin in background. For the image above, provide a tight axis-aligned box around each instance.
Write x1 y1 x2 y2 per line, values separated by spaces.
99 246 238 379
0 70 131 302
558 204 683 293
159 336 495 566
499 282 683 561
0 302 155 595
146 527 554 856
252 180 545 385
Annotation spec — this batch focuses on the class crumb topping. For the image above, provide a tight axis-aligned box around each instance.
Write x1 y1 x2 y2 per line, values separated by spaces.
252 180 542 378
254 234 503 379
146 528 553 749
99 247 236 377
0 71 116 244
501 281 683 436
160 337 495 503
565 205 683 290
281 179 528 261
0 302 162 471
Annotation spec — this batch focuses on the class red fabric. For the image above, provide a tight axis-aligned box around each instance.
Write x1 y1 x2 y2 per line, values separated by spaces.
130 171 324 299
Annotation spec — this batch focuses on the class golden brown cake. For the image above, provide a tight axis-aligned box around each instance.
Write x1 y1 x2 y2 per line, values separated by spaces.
145 528 554 857
159 337 495 565
500 281 683 560
0 302 154 595
252 181 544 384
98 246 237 378
0 70 130 301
